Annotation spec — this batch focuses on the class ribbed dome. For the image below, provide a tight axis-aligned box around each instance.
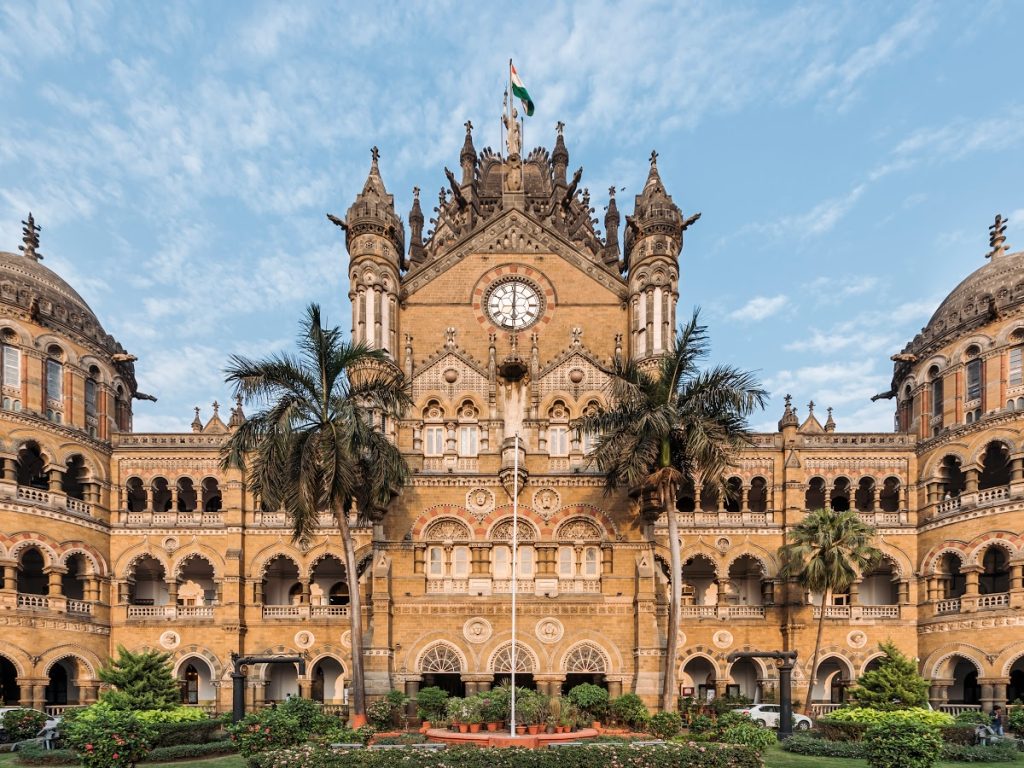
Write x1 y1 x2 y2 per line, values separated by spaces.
0 250 99 324
904 250 1024 355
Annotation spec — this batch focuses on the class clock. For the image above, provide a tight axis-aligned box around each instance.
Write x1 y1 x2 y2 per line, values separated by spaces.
485 277 544 330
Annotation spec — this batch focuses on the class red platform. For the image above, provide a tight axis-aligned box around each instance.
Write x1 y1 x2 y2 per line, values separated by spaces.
425 727 599 748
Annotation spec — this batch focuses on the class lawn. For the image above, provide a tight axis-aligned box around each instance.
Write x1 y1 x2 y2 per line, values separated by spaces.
0 752 244 768
763 743 1021 768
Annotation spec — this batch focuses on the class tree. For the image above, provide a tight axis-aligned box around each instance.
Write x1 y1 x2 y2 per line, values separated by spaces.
849 641 930 710
98 645 180 711
779 507 882 715
573 310 766 710
222 303 410 722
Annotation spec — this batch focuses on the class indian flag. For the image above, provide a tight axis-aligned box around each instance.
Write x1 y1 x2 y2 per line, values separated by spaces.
511 62 535 116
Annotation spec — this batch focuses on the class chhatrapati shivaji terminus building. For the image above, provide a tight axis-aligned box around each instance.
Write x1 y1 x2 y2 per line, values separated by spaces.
1 116 1023 717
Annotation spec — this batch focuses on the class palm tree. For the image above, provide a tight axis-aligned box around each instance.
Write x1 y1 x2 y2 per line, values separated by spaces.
572 309 766 711
779 507 881 715
222 304 410 722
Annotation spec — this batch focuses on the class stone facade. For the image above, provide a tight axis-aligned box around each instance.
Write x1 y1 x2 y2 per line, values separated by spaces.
1 127 1022 718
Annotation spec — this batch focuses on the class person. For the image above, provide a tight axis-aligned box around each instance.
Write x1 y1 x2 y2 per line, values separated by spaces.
992 706 1004 736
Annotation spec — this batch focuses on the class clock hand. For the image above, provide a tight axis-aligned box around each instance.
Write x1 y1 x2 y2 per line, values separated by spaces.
510 283 518 326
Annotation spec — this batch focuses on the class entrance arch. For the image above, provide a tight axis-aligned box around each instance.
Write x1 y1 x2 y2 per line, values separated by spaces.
680 655 717 701
176 656 215 705
0 655 19 705
728 657 761 701
811 656 853 704
562 642 609 692
310 657 346 704
417 643 465 697
490 642 538 690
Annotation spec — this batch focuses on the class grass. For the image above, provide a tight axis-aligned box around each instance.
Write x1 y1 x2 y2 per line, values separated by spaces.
0 752 244 768
763 743 1021 768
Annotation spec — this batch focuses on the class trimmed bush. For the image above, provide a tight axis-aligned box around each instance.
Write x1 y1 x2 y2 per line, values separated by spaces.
954 710 994 727
62 707 155 768
609 693 649 729
15 739 235 766
2 710 48 743
12 745 78 765
567 684 609 722
648 711 682 740
818 707 953 742
1008 707 1024 734
720 723 775 754
227 707 306 757
941 725 978 746
249 743 763 768
148 717 221 747
939 740 1020 763
782 734 866 759
864 719 943 768
785 734 1020 764
688 713 716 734
415 687 448 723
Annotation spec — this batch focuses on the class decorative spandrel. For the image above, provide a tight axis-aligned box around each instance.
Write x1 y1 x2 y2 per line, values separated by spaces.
490 518 536 542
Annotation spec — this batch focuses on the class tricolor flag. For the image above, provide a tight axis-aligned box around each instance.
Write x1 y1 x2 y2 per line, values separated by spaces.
510 62 535 117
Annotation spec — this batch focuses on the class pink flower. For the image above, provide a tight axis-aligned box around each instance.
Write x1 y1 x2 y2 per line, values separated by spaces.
85 744 94 751
112 753 119 760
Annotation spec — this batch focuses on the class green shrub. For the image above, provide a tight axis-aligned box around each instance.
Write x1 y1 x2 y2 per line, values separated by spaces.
609 694 649 729
147 740 236 761
62 707 155 768
249 742 763 768
2 710 48 742
954 710 993 727
1008 707 1024 734
97 646 180 712
864 719 943 768
415 686 448 722
716 712 753 730
782 734 866 758
367 699 397 730
148 716 221 747
567 684 609 722
818 707 954 742
11 744 78 765
688 713 715 734
227 707 305 757
940 741 1021 763
848 642 930 711
720 722 776 753
134 706 206 724
649 711 682 739
941 725 979 746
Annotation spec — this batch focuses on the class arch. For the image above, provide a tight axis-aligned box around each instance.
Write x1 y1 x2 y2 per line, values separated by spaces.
40 649 99 679
560 642 610 674
725 546 777 578
488 516 538 542
925 646 986 679
174 654 216 704
171 647 224 680
172 550 222 580
249 548 304 580
8 538 59 566
416 642 466 674
488 641 539 673
555 517 603 541
860 652 888 676
978 441 1012 489
117 547 170 579
423 517 471 541
965 534 1020 566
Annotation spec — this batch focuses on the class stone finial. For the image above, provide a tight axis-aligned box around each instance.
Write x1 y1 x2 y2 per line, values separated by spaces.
229 395 246 428
824 407 836 433
649 149 659 166
987 214 1009 259
191 407 202 433
571 327 583 347
556 121 565 136
464 120 473 134
370 145 380 165
778 393 799 430
212 400 220 417
445 327 457 348
19 213 43 261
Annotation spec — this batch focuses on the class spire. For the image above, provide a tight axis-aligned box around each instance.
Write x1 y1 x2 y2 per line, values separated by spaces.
644 150 663 192
824 406 836 433
460 120 477 185
987 213 1009 259
603 186 621 266
19 213 42 262
778 394 799 430
229 395 246 428
345 146 405 267
552 121 568 185
798 400 824 434
408 187 425 265
191 406 202 433
625 149 693 261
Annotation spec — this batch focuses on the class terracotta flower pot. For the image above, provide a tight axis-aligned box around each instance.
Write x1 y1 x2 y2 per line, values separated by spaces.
421 722 431 731
527 724 541 735
459 723 469 733
516 725 527 735
592 721 601 730
487 722 499 732
469 723 481 733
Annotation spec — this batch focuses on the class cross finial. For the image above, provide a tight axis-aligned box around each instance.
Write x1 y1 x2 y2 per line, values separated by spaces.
19 213 42 261
608 185 617 198
784 394 792 407
194 406 200 418
556 121 565 135
412 186 420 199
988 213 1009 259
370 146 380 164
650 149 659 165
807 400 815 414
464 120 473 134
212 400 220 416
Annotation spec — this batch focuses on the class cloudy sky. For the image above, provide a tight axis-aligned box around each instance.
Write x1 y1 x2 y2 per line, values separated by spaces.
2 1 1022 433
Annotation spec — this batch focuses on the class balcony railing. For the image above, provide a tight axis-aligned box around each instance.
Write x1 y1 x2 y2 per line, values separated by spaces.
425 578 471 594
262 605 307 619
16 593 50 610
679 605 768 619
65 497 92 516
557 579 602 593
936 597 961 614
940 704 982 716
676 511 772 527
311 605 350 618
812 605 901 619
493 579 535 593
126 510 223 527
66 599 93 615
936 497 962 515
810 703 844 717
127 604 213 620
977 486 1010 506
17 486 50 504
977 592 1010 610
680 605 718 618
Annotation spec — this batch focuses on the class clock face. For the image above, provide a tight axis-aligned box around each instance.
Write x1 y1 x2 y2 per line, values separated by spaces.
485 278 543 329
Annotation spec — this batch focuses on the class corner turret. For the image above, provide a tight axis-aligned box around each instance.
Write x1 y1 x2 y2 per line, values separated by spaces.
408 187 425 266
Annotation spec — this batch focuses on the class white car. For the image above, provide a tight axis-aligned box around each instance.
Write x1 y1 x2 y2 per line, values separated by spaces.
732 703 812 730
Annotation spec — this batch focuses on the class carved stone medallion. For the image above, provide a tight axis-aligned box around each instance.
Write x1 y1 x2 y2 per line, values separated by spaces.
847 630 868 649
532 488 560 521
295 631 315 649
467 488 495 522
716 537 731 553
463 617 493 644
160 630 180 650
536 617 564 644
713 630 733 649
340 630 351 648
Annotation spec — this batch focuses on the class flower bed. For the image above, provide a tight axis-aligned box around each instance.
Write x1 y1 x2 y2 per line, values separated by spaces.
782 733 1020 763
249 742 762 768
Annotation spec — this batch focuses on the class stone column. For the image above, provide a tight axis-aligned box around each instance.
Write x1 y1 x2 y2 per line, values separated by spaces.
740 486 749 513
964 468 980 494
477 677 493 693
979 679 1007 713
254 581 264 604
300 580 311 604
1011 457 1024 484
849 579 861 606
47 468 64 494
0 561 16 594
898 580 910 605
463 679 477 696
929 679 952 709
606 678 623 699
717 579 731 606
404 678 420 721
2 459 16 482
45 566 65 597
167 580 178 606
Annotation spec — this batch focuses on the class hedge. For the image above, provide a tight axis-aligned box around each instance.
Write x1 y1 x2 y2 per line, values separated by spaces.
15 739 236 766
782 733 1019 763
249 742 762 768
149 718 223 747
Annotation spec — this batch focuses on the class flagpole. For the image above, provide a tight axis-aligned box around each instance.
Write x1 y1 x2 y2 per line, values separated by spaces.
510 429 519 735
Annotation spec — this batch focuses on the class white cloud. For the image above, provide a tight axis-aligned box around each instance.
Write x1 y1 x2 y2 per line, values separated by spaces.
729 294 789 322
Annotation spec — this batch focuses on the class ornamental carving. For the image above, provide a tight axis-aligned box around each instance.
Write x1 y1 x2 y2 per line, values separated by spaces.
159 630 180 650
532 488 560 521
563 643 609 673
847 630 868 649
535 617 564 644
424 518 471 541
340 630 351 648
463 617 493 644
557 517 601 541
713 630 733 649
466 489 495 522
294 631 315 649
490 642 537 673
490 519 536 542
419 643 463 673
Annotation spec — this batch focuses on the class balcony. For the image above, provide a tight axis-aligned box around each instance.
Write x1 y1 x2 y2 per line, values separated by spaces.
936 497 961 516
977 486 1010 506
426 578 470 594
311 605 350 618
16 593 50 610
262 605 306 619
935 597 961 614
679 605 767 620
66 599 93 615
493 579 535 594
557 578 602 594
16 486 50 505
675 511 773 527
977 592 1010 610
127 604 214 620
125 511 223 527
812 605 901 620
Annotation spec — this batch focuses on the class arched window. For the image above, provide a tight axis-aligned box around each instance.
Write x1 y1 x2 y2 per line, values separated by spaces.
45 345 64 423
547 401 569 457
85 366 100 438
979 442 1011 490
422 401 445 457
929 365 943 422
878 477 900 512
965 349 983 405
939 456 964 497
748 476 768 513
805 477 826 510
201 477 222 512
62 455 87 500
125 477 147 512
16 443 48 489
1 333 21 396
457 400 479 458
151 477 172 512
176 478 197 512
419 644 462 674
724 477 742 513
980 547 1010 594
1011 345 1024 388
830 478 851 511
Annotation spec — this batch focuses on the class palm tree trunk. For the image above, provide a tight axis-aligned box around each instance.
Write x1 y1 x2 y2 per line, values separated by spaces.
662 490 682 712
804 587 830 717
336 505 367 724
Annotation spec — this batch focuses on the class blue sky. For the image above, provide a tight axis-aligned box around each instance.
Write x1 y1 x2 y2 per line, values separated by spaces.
2 1 1023 433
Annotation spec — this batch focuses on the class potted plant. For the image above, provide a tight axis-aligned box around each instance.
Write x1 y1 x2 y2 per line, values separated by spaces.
567 683 609 729
445 696 465 731
480 695 502 731
416 686 449 729
465 696 483 733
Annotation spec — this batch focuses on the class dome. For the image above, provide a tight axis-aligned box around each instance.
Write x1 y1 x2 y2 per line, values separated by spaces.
904 249 1024 356
0 250 99 323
